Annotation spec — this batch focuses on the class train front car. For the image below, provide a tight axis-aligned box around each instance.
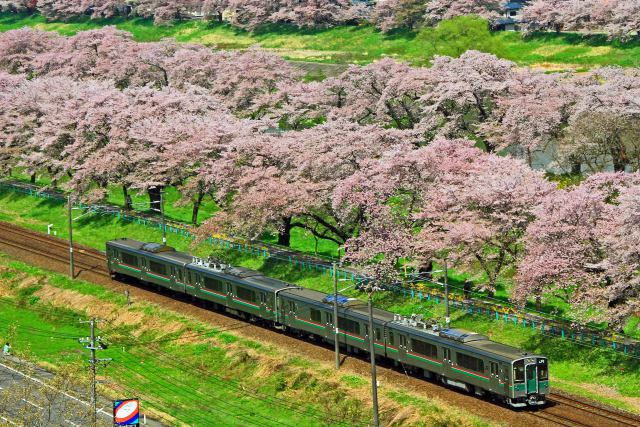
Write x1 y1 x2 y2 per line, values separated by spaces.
510 356 548 408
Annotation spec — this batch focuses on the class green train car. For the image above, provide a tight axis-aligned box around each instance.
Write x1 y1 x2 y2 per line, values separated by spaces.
107 238 548 408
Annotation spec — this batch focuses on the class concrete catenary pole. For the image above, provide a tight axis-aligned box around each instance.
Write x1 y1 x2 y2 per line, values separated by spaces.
332 262 340 370
67 194 74 278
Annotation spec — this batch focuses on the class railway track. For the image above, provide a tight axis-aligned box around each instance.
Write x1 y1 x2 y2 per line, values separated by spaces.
1 221 639 427
544 393 640 426
0 222 108 278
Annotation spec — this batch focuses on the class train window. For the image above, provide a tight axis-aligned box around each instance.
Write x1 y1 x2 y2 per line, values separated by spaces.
121 252 138 267
388 332 395 346
326 313 333 324
375 328 381 341
411 339 438 358
513 360 525 383
260 293 266 304
288 300 297 313
170 266 176 276
177 269 183 282
399 335 407 347
149 260 166 275
338 317 360 335
310 308 322 323
204 276 224 293
187 271 192 283
457 352 485 373
227 283 233 293
237 286 257 302
538 359 548 380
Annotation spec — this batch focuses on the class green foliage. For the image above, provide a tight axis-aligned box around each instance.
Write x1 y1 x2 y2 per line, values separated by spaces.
414 16 507 61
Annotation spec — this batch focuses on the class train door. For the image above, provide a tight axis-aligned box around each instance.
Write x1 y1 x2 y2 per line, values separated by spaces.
169 265 177 291
285 299 297 328
442 347 452 377
258 291 268 319
186 270 196 297
326 311 335 342
501 363 510 396
175 267 186 294
525 363 538 394
490 361 502 393
397 333 408 363
226 282 234 307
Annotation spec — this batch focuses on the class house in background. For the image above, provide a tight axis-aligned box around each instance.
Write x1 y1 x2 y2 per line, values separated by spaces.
495 0 528 31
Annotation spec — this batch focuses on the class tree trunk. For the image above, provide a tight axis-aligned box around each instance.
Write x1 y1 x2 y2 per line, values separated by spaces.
418 260 434 277
611 146 627 172
30 173 36 184
122 186 132 210
570 160 581 175
278 216 293 247
148 186 162 212
191 191 205 225
535 295 542 311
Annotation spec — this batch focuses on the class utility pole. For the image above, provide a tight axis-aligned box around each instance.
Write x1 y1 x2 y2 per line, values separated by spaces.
79 318 110 426
332 262 340 370
444 258 450 327
67 194 74 279
367 289 380 427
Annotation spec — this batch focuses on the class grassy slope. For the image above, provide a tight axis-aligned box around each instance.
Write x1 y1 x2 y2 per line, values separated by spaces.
0 254 494 427
0 189 639 413
1 13 639 68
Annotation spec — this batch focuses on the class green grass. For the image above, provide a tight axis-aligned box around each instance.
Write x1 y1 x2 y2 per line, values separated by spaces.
1 13 640 68
0 254 495 427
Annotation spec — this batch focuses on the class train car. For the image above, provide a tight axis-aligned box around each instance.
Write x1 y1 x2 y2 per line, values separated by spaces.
106 238 548 408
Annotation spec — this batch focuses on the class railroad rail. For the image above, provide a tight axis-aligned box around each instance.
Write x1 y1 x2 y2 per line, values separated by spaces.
1 221 639 427
545 393 640 427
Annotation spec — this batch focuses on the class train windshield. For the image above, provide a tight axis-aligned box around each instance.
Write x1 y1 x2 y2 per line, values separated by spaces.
538 358 548 380
513 360 525 383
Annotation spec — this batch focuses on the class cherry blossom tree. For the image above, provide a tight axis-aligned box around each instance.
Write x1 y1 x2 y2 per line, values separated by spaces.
516 173 640 325
372 0 427 32
199 121 410 246
0 0 37 12
336 138 552 293
558 67 640 173
0 28 67 75
480 70 577 165
424 0 503 26
36 0 131 21
604 183 640 324
522 0 640 40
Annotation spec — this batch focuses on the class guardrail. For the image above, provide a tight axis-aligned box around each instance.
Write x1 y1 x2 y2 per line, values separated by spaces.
2 179 639 359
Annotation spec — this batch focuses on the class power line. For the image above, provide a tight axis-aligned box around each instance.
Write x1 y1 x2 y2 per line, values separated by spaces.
111 353 280 427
